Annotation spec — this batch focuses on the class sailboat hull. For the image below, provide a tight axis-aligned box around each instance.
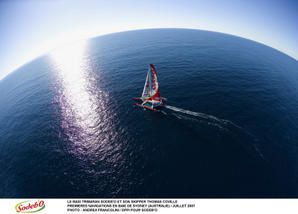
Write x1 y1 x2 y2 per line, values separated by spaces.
134 103 158 111
133 97 166 111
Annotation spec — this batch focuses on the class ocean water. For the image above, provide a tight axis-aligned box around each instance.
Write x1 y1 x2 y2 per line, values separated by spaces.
0 29 297 197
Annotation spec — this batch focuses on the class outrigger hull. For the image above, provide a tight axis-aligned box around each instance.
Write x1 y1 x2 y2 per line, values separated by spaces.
134 103 158 112
133 97 166 112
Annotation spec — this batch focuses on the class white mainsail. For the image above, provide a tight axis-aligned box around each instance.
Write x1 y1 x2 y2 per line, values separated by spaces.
141 66 151 99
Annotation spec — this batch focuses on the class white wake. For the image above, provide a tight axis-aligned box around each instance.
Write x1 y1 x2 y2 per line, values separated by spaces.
166 105 224 123
164 105 264 159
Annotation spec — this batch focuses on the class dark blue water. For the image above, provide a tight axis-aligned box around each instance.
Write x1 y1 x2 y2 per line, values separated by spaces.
0 29 297 198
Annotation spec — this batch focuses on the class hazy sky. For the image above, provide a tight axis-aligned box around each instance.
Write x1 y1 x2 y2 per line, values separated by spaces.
0 0 297 80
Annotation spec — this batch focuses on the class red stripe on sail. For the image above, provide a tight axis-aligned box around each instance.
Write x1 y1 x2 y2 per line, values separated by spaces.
148 64 161 101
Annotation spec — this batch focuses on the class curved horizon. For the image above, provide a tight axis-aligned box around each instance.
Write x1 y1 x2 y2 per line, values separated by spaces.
1 27 297 82
0 0 297 80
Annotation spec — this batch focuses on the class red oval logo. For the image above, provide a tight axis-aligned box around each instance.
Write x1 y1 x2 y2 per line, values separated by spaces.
15 200 46 213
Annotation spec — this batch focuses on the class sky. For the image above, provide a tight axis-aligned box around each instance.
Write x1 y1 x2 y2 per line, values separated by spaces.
0 0 297 80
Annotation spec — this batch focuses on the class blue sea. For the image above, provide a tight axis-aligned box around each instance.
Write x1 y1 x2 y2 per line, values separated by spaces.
0 29 297 197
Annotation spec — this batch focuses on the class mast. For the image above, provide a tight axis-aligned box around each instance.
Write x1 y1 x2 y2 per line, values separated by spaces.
148 66 152 96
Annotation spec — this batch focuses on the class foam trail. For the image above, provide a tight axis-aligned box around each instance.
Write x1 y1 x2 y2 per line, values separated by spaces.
165 105 264 159
166 105 244 131
166 105 225 124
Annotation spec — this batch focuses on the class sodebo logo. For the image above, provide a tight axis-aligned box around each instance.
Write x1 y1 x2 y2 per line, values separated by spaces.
15 200 45 213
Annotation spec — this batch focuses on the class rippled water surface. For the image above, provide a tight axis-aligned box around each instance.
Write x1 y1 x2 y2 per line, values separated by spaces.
0 29 297 197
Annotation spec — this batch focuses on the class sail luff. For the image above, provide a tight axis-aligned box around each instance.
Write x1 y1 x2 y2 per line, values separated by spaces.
148 66 153 96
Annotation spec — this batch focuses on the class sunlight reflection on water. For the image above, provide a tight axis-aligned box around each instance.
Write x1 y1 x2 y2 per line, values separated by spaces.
50 42 122 164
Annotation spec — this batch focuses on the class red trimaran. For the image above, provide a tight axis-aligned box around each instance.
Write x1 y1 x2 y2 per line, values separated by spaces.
133 64 166 111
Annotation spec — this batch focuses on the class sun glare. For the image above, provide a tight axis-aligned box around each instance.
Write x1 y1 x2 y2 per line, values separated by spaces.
50 41 118 161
